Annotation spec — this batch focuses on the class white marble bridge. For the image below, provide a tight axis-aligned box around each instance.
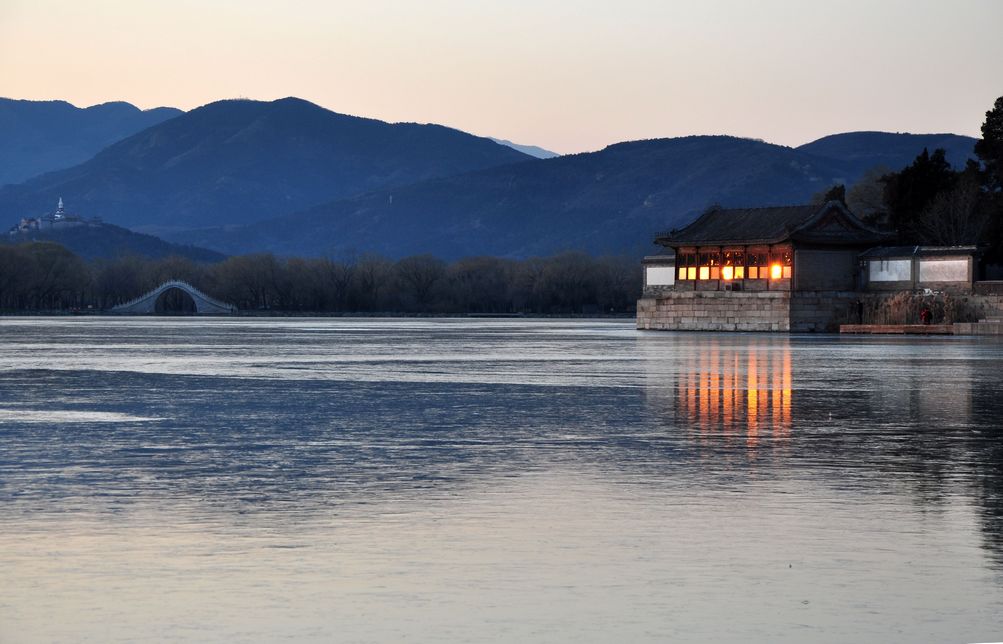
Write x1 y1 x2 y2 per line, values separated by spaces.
110 280 236 315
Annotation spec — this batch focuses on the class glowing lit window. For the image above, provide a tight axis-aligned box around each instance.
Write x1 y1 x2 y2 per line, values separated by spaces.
710 267 720 280
677 252 698 280
746 250 770 279
723 250 744 281
699 267 710 280
771 247 793 280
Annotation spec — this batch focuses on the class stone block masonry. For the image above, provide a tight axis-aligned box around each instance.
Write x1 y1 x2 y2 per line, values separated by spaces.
637 291 861 332
789 292 860 333
638 291 1003 333
637 291 791 332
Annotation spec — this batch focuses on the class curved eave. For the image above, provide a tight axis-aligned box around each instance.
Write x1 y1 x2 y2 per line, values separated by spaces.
655 235 792 248
656 232 894 248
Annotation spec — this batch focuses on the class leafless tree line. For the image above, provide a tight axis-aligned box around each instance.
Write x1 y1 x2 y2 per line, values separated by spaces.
0 242 642 314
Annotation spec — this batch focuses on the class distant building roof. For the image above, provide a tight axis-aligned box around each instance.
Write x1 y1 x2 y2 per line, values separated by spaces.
859 245 980 259
642 253 675 264
656 201 892 247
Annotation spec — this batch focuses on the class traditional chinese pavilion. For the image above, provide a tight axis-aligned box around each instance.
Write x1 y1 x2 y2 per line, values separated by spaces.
638 201 894 332
652 200 891 292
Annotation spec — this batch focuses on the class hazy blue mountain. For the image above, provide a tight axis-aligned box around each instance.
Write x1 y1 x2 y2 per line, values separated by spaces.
182 131 977 259
489 137 560 159
796 131 977 174
4 222 224 262
0 97 532 233
0 98 181 187
1 105 980 260
176 135 860 259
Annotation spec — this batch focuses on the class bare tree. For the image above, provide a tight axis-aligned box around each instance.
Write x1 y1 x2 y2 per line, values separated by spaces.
536 252 598 314
595 255 642 313
918 175 990 246
318 257 355 311
210 253 283 309
350 254 393 311
445 256 514 313
847 166 891 223
0 241 648 315
394 255 446 311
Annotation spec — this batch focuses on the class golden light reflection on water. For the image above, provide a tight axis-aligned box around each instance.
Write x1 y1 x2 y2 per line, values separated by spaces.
648 337 793 447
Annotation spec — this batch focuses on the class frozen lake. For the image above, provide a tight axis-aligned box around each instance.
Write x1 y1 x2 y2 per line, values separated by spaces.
1 317 1002 642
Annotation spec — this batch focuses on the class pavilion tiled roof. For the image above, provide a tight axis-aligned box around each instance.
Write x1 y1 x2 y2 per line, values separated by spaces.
656 201 892 247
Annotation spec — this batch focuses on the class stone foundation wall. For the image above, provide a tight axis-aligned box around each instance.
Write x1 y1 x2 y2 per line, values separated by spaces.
637 291 790 332
639 290 883 333
641 285 675 298
638 251 1000 332
789 291 861 332
637 291 1003 333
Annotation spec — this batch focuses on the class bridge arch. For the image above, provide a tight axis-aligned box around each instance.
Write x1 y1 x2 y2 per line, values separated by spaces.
154 286 197 314
110 280 236 315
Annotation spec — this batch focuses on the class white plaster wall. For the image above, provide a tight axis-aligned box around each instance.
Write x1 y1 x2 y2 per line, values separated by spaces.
869 259 912 282
919 259 968 283
646 266 675 286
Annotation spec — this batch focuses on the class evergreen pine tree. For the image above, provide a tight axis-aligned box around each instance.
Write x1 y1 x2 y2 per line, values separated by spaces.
975 96 1003 190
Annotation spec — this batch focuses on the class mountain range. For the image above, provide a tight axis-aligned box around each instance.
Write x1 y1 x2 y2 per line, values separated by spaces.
797 131 976 172
0 98 531 236
0 98 181 187
179 133 978 259
0 97 979 260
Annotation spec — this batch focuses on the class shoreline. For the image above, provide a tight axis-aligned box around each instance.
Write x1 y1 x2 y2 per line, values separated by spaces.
0 310 636 320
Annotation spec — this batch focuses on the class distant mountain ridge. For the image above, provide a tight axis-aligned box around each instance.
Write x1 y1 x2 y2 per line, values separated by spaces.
489 138 560 159
0 97 532 233
5 220 224 262
175 132 978 259
0 95 979 259
795 131 977 174
0 98 181 187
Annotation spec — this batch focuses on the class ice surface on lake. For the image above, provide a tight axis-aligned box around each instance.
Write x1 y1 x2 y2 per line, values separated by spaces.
1 318 1001 643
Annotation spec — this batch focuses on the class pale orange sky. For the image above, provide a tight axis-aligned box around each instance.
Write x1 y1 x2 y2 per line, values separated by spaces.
1 0 1001 154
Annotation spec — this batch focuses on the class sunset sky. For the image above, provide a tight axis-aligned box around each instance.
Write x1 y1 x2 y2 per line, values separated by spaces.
2 0 1001 154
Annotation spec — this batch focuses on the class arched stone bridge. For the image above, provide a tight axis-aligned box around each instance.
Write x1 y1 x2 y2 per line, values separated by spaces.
110 280 236 315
